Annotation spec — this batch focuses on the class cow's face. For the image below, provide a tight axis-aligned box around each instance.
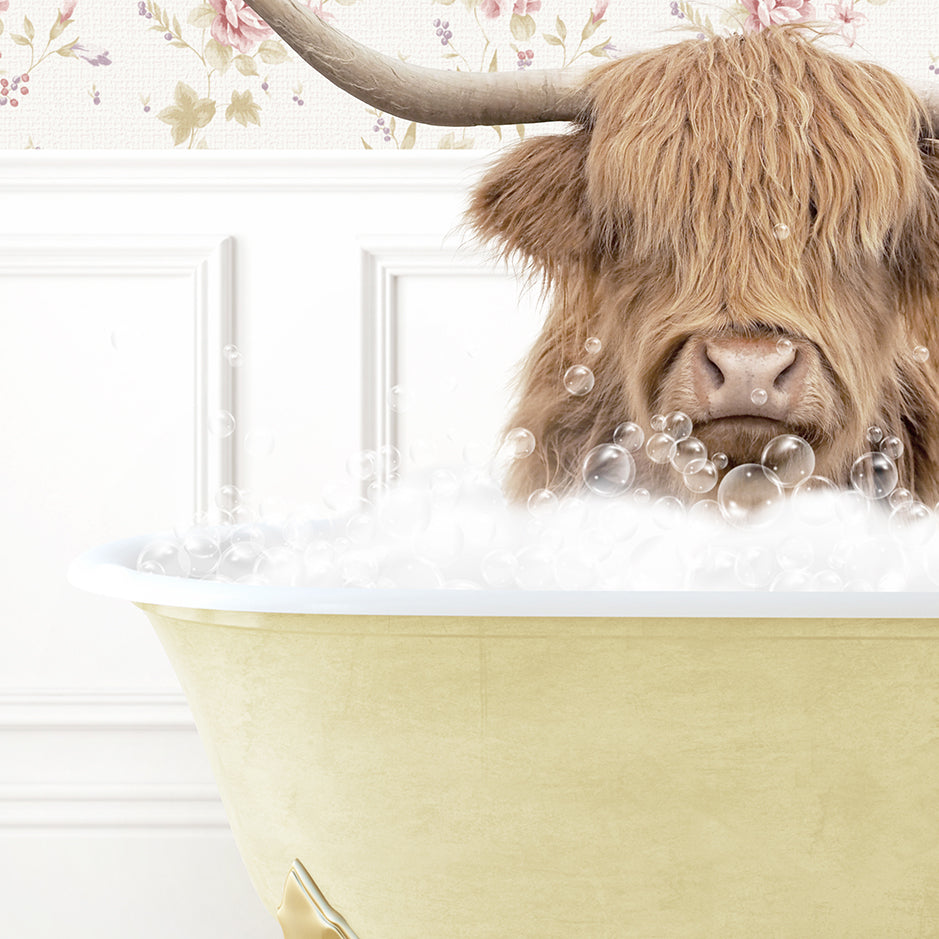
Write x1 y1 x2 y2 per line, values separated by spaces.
470 29 939 502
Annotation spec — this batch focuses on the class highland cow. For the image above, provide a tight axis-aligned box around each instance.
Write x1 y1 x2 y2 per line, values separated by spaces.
244 1 939 503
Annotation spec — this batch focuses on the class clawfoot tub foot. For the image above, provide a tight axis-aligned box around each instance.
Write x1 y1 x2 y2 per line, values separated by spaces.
277 860 360 939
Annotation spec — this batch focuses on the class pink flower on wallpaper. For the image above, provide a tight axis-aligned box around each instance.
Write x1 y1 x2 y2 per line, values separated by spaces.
208 0 273 54
742 0 815 31
480 0 504 17
480 0 541 17
513 0 542 13
0 1 9 11
592 0 610 23
827 0 866 46
59 0 77 22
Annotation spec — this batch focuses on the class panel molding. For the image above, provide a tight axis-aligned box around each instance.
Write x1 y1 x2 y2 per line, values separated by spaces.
0 691 229 831
0 234 234 518
359 235 509 477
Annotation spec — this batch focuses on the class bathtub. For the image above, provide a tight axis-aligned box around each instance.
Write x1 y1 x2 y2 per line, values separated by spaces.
70 533 939 938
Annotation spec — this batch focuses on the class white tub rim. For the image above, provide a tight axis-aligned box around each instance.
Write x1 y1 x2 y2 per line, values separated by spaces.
68 533 939 619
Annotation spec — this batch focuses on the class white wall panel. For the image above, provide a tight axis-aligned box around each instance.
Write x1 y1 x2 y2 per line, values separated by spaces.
0 152 535 938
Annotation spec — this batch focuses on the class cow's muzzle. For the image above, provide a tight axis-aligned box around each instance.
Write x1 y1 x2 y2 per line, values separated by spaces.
692 335 807 421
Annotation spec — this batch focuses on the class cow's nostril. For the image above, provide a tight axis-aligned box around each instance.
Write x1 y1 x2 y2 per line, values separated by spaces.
702 346 725 389
774 353 798 390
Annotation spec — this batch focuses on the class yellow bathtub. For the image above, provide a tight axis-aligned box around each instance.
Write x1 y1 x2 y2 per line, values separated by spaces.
71 535 939 938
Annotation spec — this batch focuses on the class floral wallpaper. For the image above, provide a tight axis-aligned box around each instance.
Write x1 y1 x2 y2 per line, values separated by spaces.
0 0 934 149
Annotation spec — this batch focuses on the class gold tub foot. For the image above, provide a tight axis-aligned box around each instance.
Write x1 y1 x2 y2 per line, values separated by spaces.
277 860 360 939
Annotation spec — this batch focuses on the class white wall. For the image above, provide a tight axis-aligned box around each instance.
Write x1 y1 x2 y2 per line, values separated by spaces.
0 151 544 938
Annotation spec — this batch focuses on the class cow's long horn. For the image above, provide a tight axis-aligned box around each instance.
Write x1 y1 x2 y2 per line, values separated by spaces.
243 0 590 126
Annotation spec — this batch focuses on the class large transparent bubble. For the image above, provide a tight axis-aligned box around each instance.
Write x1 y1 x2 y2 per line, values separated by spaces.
582 444 636 497
717 464 785 528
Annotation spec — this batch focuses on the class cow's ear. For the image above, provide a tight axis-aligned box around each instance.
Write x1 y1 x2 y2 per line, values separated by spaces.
467 128 592 277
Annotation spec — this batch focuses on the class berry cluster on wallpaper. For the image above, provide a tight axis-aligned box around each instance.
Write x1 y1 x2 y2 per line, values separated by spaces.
0 0 933 148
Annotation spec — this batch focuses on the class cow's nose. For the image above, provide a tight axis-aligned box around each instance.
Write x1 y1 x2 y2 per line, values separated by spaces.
696 336 804 419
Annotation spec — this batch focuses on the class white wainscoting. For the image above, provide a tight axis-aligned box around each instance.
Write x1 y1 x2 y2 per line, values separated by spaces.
0 152 543 938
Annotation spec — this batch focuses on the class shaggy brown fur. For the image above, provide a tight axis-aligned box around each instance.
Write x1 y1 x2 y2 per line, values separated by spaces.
469 27 939 503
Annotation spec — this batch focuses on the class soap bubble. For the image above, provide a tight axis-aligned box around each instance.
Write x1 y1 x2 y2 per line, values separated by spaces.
791 475 838 525
137 539 191 578
527 488 559 519
646 433 677 464
563 365 595 396
717 463 785 528
683 460 718 493
378 444 402 475
750 388 768 407
481 549 517 588
688 499 721 523
771 569 812 591
888 501 933 545
760 435 815 488
338 550 379 587
230 523 265 547
181 532 221 577
773 222 791 240
222 344 244 367
777 536 813 571
554 547 597 590
582 444 636 497
671 437 707 474
887 488 912 510
711 452 729 470
285 510 331 548
380 556 443 589
585 337 602 355
500 427 536 460
389 385 408 413
430 469 460 505
378 485 431 538
850 451 898 500
880 436 904 461
515 546 556 589
650 414 667 432
217 542 263 581
633 487 651 506
245 430 275 456
346 449 378 481
735 545 775 588
215 484 244 513
652 496 684 529
664 411 693 442
913 345 930 363
346 512 376 546
613 421 644 452
776 338 793 356
866 425 884 445
209 410 235 438
414 520 464 566
811 570 843 591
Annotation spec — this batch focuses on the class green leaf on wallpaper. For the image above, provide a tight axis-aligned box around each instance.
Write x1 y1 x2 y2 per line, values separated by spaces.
55 39 78 56
258 40 288 64
333 0 360 5
556 16 567 41
401 122 417 149
490 124 503 141
543 33 562 46
10 34 30 46
158 82 216 146
23 15 34 41
233 54 259 76
49 16 69 41
582 14 599 41
172 14 182 34
510 13 536 42
432 0 457 5
170 40 188 48
389 116 397 136
205 38 232 72
516 124 526 139
225 89 261 127
588 41 611 57
0 20 4 37
488 50 498 72
188 4 217 28
437 131 455 149
461 0 481 9
361 138 373 149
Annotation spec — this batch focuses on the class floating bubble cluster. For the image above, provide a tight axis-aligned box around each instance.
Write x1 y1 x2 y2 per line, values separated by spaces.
136 409 939 592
